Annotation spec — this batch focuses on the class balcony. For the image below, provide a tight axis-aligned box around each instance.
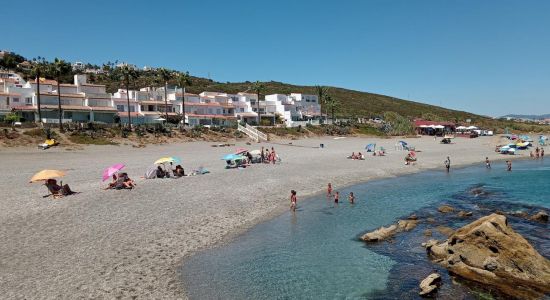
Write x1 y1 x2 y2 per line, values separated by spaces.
88 99 112 107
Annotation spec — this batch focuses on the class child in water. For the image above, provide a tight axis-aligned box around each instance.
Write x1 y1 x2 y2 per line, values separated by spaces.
327 183 332 196
348 192 355 204
485 157 491 168
334 191 339 203
290 190 297 211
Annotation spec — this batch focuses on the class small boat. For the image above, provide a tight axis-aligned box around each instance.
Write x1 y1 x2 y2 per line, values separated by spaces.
516 142 530 149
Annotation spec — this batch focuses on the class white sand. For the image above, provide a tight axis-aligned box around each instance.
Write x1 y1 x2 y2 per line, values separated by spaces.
0 136 522 299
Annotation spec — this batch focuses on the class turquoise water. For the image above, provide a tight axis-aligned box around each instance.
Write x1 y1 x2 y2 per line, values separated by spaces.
182 159 549 299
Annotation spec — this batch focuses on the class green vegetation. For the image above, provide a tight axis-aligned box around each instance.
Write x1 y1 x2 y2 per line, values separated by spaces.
68 133 117 145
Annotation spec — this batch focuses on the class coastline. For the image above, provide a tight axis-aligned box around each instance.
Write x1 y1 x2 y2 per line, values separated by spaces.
0 136 530 299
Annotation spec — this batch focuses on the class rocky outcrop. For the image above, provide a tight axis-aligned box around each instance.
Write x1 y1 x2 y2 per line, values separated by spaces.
419 273 441 296
361 219 418 242
424 213 550 299
530 211 548 223
438 205 454 213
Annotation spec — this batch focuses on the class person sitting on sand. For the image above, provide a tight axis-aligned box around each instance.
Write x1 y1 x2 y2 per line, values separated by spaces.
173 165 185 177
114 173 135 189
156 166 166 178
105 173 118 190
350 152 357 159
358 152 364 160
290 190 297 211
349 192 355 204
45 179 75 198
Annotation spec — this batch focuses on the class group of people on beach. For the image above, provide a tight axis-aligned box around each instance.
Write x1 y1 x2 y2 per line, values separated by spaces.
154 164 186 179
260 147 278 164
105 173 136 190
529 147 545 159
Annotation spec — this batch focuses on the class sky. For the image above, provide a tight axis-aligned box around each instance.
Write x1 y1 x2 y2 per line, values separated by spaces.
3 0 550 117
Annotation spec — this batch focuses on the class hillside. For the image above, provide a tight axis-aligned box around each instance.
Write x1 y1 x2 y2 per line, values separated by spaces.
2 51 549 133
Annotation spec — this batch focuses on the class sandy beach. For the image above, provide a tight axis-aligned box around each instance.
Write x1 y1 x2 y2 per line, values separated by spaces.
0 135 522 299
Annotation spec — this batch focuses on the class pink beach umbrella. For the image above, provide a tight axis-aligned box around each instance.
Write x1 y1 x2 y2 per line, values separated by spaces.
102 163 125 181
234 147 248 155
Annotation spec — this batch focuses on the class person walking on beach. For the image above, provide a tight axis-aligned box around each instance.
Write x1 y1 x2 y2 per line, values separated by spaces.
290 190 297 211
270 147 276 164
348 192 355 204
260 146 265 163
506 160 512 171
485 157 491 169
444 156 451 172
327 183 333 196
334 191 339 204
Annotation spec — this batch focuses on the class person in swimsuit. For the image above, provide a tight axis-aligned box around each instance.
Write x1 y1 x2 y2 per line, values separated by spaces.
334 191 339 203
445 156 451 172
541 148 545 158
348 192 355 204
327 183 332 196
506 160 512 171
485 157 491 169
290 190 297 211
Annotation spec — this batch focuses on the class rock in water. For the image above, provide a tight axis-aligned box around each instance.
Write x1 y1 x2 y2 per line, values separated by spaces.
530 211 549 223
457 211 473 218
419 273 441 296
361 219 418 242
361 225 398 242
426 213 550 299
438 205 454 213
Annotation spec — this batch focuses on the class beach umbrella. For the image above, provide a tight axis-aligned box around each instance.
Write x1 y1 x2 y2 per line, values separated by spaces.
222 154 244 161
234 147 248 155
102 163 125 181
30 169 66 183
249 149 261 155
433 125 445 129
154 157 181 164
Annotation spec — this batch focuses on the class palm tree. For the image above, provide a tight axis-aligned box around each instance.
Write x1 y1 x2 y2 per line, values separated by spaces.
49 58 71 132
116 65 139 128
324 95 340 123
30 58 46 124
176 72 192 126
315 85 329 122
250 81 265 125
157 68 173 122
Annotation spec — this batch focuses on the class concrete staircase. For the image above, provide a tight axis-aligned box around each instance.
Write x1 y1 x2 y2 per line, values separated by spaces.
237 123 268 142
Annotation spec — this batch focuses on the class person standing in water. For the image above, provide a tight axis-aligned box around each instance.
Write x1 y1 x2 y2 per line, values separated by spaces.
348 192 355 204
485 157 491 169
506 160 512 171
334 191 339 204
444 156 451 172
290 190 297 211
327 183 332 197
541 148 545 159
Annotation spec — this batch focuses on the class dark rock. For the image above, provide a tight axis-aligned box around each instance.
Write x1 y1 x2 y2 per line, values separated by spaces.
530 211 548 223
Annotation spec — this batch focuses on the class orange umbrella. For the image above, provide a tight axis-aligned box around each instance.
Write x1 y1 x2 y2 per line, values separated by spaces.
30 169 66 183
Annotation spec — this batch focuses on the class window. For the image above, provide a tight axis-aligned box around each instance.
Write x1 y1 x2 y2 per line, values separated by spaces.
129 106 135 112
240 108 244 112
208 108 213 114
116 105 125 112
140 105 144 111
25 97 32 104
13 97 19 102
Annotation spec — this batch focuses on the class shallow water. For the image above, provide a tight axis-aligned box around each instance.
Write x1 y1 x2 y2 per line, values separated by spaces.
182 159 549 299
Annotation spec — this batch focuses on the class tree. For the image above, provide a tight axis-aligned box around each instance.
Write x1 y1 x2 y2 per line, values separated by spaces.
250 81 265 125
114 65 139 128
315 85 329 122
48 58 71 132
30 58 47 123
157 68 174 122
176 72 192 126
324 95 340 123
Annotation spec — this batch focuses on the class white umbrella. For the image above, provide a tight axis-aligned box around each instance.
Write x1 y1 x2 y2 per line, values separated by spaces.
467 126 478 130
433 125 445 129
419 125 429 128
456 126 467 130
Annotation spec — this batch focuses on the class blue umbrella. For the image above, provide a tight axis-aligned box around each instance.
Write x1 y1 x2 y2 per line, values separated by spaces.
222 154 243 161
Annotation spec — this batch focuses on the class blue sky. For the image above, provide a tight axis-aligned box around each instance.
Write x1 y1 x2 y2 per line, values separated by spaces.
3 0 550 116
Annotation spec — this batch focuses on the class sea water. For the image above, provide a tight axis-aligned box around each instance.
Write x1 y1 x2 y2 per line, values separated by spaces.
182 159 549 299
